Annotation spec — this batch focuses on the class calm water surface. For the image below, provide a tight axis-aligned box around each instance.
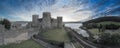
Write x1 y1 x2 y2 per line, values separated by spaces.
65 23 89 37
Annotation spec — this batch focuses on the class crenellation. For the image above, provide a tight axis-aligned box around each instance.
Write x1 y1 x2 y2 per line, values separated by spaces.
31 12 63 30
0 12 63 45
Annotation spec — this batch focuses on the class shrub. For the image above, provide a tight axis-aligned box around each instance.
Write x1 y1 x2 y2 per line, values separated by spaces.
2 19 11 30
98 33 120 46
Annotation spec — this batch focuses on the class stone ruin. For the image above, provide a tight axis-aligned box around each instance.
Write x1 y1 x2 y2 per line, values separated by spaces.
0 12 63 45
30 12 63 30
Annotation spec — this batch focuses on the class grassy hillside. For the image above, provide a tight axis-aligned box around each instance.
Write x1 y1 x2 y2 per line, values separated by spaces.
98 21 120 25
42 28 70 42
83 16 120 24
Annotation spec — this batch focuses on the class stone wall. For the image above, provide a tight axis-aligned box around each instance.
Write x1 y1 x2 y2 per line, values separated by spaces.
0 27 39 45
31 12 63 30
32 36 60 48
32 15 39 27
0 12 64 46
42 12 52 29
51 19 58 28
0 25 5 45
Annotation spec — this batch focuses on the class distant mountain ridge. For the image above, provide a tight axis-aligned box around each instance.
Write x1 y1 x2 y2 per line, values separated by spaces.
83 16 120 24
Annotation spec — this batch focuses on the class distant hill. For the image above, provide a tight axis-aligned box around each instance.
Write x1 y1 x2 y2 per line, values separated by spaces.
11 21 29 25
83 16 120 24
11 21 29 24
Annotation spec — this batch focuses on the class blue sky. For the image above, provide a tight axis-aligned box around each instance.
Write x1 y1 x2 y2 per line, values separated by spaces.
0 0 120 21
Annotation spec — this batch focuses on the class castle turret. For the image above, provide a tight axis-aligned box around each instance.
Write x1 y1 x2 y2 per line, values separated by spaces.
42 12 51 29
32 14 39 27
57 17 63 28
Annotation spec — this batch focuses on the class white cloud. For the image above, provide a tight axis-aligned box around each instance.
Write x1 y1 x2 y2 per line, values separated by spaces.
8 0 93 22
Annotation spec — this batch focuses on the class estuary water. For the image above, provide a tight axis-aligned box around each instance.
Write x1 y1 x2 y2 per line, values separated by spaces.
65 23 89 37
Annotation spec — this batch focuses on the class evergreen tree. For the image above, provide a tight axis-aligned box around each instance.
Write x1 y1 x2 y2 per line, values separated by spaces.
2 19 11 30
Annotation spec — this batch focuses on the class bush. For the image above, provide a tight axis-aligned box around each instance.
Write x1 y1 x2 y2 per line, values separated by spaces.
98 33 120 46
85 23 120 30
105 24 119 30
1 19 11 30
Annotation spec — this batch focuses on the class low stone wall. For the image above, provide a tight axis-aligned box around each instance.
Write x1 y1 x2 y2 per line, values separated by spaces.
32 35 61 48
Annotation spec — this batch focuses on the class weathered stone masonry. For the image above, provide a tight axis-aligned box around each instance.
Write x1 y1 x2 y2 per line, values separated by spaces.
31 12 63 30
0 12 63 45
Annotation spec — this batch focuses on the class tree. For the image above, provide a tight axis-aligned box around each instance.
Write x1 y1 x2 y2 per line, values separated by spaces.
2 19 11 30
98 33 120 46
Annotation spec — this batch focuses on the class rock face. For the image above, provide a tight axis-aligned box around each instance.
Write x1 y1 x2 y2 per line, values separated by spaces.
31 12 63 30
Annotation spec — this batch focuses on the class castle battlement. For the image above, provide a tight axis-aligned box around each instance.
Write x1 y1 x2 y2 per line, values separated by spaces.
31 12 63 30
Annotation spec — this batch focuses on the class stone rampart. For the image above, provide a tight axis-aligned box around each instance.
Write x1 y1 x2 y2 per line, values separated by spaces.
0 28 39 45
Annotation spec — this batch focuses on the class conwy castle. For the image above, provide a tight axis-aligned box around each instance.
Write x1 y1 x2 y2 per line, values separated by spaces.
28 12 63 30
0 12 63 45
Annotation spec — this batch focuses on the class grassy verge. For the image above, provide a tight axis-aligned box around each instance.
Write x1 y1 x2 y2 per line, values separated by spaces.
98 21 120 25
0 39 44 48
72 41 83 48
88 29 100 35
88 28 120 35
42 28 70 42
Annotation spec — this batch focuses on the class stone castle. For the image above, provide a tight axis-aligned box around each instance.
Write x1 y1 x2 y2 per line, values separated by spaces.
31 12 63 30
0 12 63 45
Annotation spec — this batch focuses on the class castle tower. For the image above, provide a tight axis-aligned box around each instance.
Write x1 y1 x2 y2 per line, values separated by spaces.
57 17 63 28
32 14 39 27
42 12 51 29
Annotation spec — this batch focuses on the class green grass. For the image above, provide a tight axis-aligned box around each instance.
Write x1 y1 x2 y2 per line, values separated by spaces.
88 29 100 35
97 21 120 25
72 42 83 48
88 28 120 35
42 28 70 42
0 39 44 48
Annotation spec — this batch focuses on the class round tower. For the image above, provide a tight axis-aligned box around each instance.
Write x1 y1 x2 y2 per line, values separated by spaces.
42 12 51 29
32 14 39 27
57 16 63 28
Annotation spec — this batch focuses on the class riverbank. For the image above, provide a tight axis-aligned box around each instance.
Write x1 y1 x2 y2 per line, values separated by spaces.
65 27 98 48
81 26 120 48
